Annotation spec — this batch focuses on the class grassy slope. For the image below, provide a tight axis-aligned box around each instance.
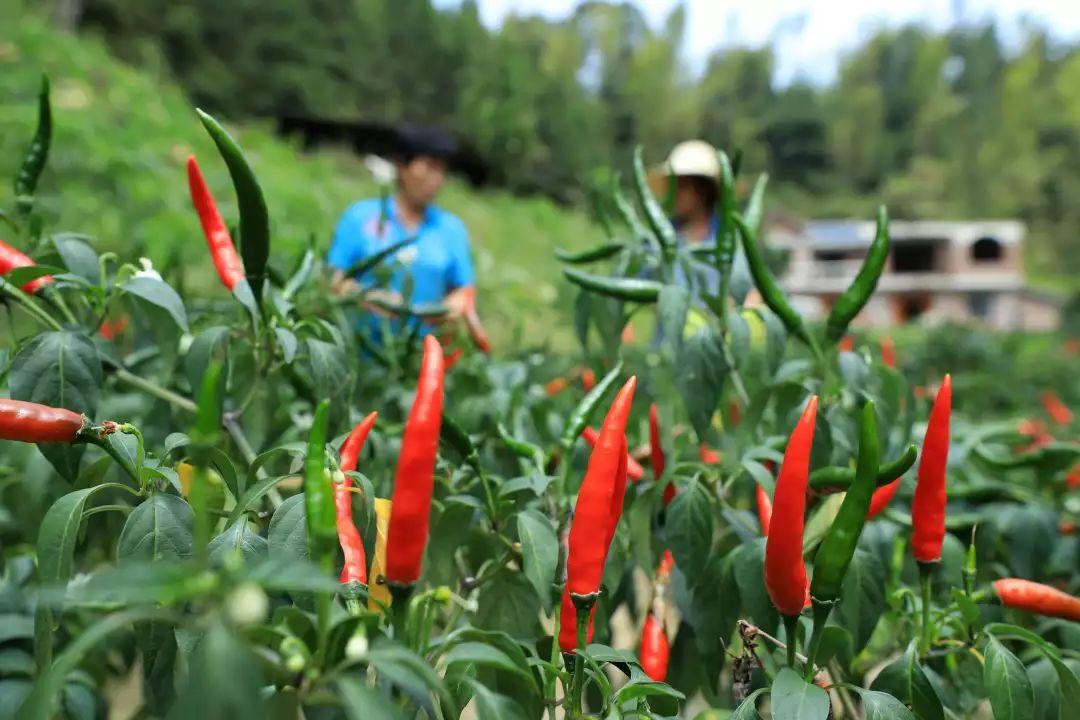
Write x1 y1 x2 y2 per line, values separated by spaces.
1 4 601 350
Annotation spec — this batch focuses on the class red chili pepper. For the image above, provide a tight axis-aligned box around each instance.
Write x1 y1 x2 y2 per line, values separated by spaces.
764 396 818 617
0 239 52 293
98 315 130 341
756 484 773 536
1067 464 1080 490
993 578 1080 622
1041 391 1073 426
699 444 721 465
546 377 569 397
639 613 670 681
1059 521 1077 535
866 478 900 519
558 377 637 651
385 335 445 585
581 369 596 392
728 400 743 426
336 412 377 585
838 335 854 352
582 426 645 482
656 549 675 580
187 155 245 291
444 346 463 370
879 337 897 368
0 399 86 443
911 374 952 564
648 404 665 480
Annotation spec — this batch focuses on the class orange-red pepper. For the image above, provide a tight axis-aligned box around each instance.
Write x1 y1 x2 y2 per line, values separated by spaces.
879 337 897 368
1041 391 1073 426
993 578 1080 621
336 412 377 584
912 375 952 564
699 444 721 465
756 484 773 536
0 399 86 443
385 336 445 585
581 369 596 392
639 613 669 681
582 426 644 482
186 155 244 291
764 396 818 616
558 377 637 651
0 239 52 294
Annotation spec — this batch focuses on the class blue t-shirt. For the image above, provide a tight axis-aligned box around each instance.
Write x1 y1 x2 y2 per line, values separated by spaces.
328 197 474 338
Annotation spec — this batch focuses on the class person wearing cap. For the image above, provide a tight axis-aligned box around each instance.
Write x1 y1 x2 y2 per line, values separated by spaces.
655 139 722 248
328 124 480 344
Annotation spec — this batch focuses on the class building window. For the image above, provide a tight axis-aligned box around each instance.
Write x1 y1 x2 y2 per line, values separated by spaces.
971 237 1003 262
968 292 993 319
892 241 938 273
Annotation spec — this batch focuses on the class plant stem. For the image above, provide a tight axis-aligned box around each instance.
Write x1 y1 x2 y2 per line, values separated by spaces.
571 606 590 717
0 278 62 331
112 368 198 413
546 594 563 720
919 563 935 655
783 614 799 667
803 601 833 681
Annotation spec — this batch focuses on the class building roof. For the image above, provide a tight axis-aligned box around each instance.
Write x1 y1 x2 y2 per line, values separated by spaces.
793 219 1026 251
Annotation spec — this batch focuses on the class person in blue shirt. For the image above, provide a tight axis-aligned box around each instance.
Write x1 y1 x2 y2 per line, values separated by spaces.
328 125 479 342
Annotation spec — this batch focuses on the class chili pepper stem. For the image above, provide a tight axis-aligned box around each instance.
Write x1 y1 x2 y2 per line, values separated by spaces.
112 368 198 414
918 562 936 655
0 278 62 331
546 590 563 720
84 434 141 485
570 602 592 717
803 600 834 681
782 614 800 667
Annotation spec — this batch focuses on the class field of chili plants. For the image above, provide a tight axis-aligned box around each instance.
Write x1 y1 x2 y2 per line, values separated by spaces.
2 78 1080 720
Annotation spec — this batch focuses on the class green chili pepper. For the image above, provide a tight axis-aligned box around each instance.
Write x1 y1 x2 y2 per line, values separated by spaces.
559 361 624 450
304 400 336 562
190 363 224 556
811 400 880 603
742 174 768 235
826 206 890 343
13 75 52 214
196 109 270 305
563 268 661 303
440 411 479 469
555 243 625 264
345 235 417 279
715 151 737 307
496 422 544 467
808 444 917 493
632 146 676 254
733 214 812 347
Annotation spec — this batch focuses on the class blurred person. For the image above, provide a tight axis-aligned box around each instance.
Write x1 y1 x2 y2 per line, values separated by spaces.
328 124 480 345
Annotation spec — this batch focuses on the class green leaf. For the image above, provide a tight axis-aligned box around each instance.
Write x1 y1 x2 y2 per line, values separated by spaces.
9 329 101 479
658 284 691 352
170 621 265 720
367 640 454 716
444 642 529 678
268 495 308 561
871 640 944 720
852 687 917 720
675 329 726 439
984 635 1035 720
457 676 528 720
516 510 557 611
474 572 540 640
0 615 34 644
665 480 713 584
832 549 886 656
731 686 769 719
51 233 98 283
771 667 830 720
208 520 268 565
36 489 99 584
185 326 230 391
337 678 405 720
120 276 188 331
117 493 194 562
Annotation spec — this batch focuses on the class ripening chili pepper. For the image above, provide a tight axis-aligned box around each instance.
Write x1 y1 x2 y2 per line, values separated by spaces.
728 400 743 427
879 337 897 369
656 549 675 581
1041 391 1073 426
1059 521 1077 535
444 347 463 370
461 290 492 354
186 155 245 291
546 377 569 397
0 239 52 293
764 396 818 617
0 399 86 443
838 336 854 353
699 444 721 465
582 426 644 482
648 403 665 480
336 412 377 585
912 375 952 564
662 482 677 506
368 498 393 612
756 484 773 536
993 578 1080 622
811 401 879 604
304 400 337 567
581 369 596 392
558 377 637 652
826 206 890 343
639 613 670 681
384 335 445 585
98 314 129 341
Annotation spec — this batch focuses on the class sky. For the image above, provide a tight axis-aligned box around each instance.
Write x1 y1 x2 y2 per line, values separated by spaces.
431 0 1080 85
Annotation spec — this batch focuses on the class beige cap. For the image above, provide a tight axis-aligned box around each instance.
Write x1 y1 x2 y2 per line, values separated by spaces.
662 139 720 179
